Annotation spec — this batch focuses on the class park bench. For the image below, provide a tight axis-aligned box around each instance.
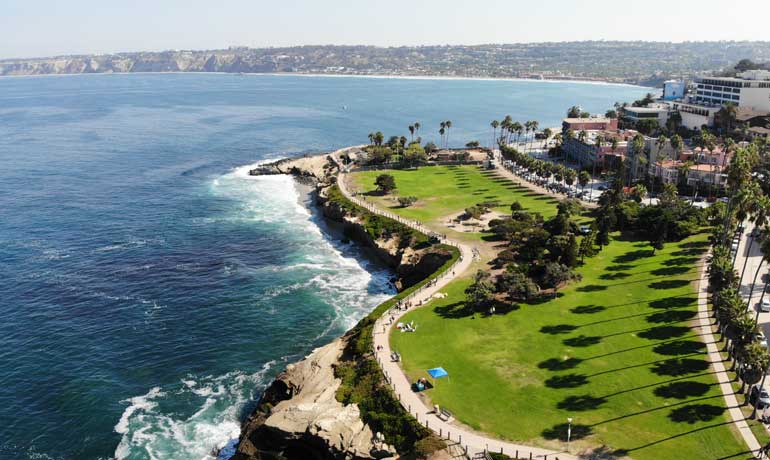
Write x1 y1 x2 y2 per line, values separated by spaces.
437 407 453 421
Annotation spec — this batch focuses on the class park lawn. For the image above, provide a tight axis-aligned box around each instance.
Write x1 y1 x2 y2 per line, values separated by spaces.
391 233 750 460
350 165 560 224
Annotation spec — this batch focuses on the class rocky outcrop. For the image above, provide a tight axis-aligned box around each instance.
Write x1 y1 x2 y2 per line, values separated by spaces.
232 339 396 460
234 152 450 460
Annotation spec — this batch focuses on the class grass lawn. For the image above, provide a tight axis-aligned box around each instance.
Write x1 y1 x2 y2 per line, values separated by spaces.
391 233 750 460
350 165 560 225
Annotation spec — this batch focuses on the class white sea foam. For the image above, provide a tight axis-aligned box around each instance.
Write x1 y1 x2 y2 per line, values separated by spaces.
114 164 393 459
114 364 274 460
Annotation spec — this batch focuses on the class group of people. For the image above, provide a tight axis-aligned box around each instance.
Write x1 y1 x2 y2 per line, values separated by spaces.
398 321 417 332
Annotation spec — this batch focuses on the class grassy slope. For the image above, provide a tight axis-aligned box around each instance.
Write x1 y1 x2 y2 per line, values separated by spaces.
351 165 560 224
391 234 749 460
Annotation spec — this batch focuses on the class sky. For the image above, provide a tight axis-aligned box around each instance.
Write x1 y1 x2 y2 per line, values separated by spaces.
2 0 770 59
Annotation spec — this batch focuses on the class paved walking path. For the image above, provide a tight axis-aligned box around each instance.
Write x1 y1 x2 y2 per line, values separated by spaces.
332 156 575 459
696 254 762 454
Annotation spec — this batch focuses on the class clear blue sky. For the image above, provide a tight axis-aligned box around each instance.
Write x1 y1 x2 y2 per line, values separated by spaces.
2 0 769 59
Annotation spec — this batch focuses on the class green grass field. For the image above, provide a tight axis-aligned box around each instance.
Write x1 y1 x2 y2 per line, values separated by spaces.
391 234 749 460
350 165 560 224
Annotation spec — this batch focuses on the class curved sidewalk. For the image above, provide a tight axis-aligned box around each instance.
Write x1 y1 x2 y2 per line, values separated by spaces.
335 166 574 460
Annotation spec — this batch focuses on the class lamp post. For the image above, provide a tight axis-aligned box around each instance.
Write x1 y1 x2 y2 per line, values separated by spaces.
567 417 573 452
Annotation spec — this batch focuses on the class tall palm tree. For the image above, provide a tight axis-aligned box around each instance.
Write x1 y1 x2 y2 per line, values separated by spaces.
408 125 415 142
439 121 447 148
740 191 770 287
511 121 522 146
490 120 500 149
748 232 770 310
651 135 669 203
414 122 421 140
445 120 452 148
368 132 375 145
529 121 539 152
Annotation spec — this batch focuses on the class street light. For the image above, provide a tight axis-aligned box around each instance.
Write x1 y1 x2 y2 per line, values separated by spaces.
567 417 573 452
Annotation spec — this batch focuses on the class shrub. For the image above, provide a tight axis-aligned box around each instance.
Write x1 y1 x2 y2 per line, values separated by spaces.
398 196 418 208
413 436 447 459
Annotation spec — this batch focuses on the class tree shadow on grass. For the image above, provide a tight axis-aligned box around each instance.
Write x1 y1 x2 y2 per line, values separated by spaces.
614 249 654 263
638 325 692 340
606 264 634 272
646 310 697 324
651 266 695 276
563 335 602 347
649 279 693 290
668 404 725 424
544 373 589 389
538 357 584 371
654 381 712 399
576 284 608 292
541 423 593 441
649 296 698 309
662 256 701 267
557 394 608 411
433 301 474 319
571 305 606 314
653 340 707 356
599 272 631 280
680 240 710 249
670 248 706 257
650 358 711 376
540 324 578 334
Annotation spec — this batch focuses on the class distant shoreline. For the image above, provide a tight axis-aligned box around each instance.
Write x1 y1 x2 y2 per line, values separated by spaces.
0 70 655 89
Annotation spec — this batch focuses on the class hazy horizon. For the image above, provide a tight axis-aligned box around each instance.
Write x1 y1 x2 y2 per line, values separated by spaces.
3 0 770 60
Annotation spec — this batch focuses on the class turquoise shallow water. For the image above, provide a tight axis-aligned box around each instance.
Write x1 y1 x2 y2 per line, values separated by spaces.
0 73 646 460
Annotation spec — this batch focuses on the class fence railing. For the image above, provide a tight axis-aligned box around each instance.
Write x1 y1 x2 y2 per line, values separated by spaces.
333 155 564 460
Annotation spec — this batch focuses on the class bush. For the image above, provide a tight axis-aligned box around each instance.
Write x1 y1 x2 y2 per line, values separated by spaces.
413 436 447 459
398 196 418 208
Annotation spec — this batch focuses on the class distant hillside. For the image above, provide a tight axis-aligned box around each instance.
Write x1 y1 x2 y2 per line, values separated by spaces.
3 42 770 85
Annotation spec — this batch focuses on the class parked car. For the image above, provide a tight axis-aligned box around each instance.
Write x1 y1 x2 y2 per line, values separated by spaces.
598 185 607 191
750 384 770 409
579 225 591 235
761 298 770 312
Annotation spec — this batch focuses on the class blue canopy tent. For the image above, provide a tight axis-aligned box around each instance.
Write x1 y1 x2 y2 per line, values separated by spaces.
427 367 449 384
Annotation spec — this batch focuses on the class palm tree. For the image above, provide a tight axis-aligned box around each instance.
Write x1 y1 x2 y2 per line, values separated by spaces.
530 121 539 151
439 121 446 148
511 121 522 146
542 127 553 149
739 186 767 286
374 131 384 146
445 120 452 148
650 135 669 203
408 125 415 142
368 132 375 145
579 170 591 196
748 237 770 310
491 120 500 148
414 122 421 140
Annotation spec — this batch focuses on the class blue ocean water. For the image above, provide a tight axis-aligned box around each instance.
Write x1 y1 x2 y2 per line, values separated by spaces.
0 73 646 460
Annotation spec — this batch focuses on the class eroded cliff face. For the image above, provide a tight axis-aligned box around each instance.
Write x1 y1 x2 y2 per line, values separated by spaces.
232 339 396 460
233 157 451 460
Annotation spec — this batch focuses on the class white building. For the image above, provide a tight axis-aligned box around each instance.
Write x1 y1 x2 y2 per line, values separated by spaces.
622 104 670 125
668 101 720 130
692 70 770 112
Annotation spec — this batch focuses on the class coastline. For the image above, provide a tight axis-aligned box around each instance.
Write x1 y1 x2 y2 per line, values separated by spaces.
231 148 461 459
0 70 655 89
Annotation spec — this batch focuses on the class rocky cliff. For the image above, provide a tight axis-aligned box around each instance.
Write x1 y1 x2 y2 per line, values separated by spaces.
232 155 453 460
232 338 396 460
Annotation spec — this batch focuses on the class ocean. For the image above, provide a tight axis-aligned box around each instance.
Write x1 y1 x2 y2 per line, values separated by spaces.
0 73 646 460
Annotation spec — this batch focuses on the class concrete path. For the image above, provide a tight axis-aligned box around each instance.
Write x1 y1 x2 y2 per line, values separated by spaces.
696 253 762 454
334 163 575 460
